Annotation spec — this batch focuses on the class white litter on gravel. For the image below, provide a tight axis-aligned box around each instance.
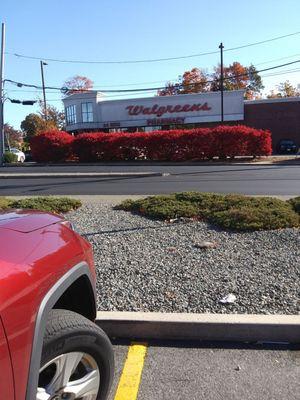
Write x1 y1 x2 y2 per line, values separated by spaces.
219 294 237 304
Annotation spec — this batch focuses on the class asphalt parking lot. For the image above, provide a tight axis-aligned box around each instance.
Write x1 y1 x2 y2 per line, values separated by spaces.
108 340 300 400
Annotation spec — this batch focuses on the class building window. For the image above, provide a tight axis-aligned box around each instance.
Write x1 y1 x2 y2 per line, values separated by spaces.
81 102 93 122
66 105 77 125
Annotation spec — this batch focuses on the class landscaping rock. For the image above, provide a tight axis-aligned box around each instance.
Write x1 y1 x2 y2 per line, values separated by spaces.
194 241 218 249
68 203 300 315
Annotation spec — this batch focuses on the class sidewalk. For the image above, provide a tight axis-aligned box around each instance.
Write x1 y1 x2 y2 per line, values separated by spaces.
2 154 300 168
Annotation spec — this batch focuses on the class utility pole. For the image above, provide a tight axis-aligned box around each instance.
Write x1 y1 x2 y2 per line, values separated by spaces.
0 23 6 166
40 60 47 118
219 42 224 122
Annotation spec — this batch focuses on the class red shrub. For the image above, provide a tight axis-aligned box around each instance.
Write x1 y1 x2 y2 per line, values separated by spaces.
71 133 102 162
210 125 258 158
33 125 272 162
245 128 273 156
72 126 272 162
30 130 74 162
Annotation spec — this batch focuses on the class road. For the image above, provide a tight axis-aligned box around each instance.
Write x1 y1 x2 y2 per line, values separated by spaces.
0 165 299 195
109 340 300 400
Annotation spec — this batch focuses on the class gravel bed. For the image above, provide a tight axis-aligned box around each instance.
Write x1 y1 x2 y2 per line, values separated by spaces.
68 203 300 314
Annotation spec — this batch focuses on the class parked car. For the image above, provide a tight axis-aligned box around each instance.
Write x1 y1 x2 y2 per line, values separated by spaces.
24 150 34 162
0 210 114 400
10 147 26 162
276 139 299 154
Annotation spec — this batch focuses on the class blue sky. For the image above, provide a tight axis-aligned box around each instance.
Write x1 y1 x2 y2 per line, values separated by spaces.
2 0 300 129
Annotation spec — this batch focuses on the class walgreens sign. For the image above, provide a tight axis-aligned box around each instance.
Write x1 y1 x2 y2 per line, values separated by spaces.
126 102 211 117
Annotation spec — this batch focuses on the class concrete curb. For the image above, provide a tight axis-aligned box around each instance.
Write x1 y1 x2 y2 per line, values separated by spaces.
4 156 300 167
0 172 165 179
5 194 297 202
96 312 300 343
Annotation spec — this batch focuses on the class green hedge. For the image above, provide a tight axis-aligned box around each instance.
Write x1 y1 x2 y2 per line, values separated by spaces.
3 152 18 163
116 193 300 232
0 196 82 213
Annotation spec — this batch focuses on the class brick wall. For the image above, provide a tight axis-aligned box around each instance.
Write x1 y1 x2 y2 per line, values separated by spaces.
244 100 300 150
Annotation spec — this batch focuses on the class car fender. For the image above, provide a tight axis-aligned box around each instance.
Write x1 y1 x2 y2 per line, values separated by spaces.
26 261 96 400
0 317 15 399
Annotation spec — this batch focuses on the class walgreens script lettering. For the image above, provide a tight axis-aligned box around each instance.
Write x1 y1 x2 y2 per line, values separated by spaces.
126 102 212 117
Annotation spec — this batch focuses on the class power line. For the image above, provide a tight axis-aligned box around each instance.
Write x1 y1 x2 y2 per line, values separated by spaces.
6 89 158 101
4 79 60 91
255 52 300 66
6 67 300 103
5 31 300 64
89 53 300 88
5 58 300 95
5 53 300 93
72 58 300 92
90 54 300 88
223 31 300 53
260 67 300 78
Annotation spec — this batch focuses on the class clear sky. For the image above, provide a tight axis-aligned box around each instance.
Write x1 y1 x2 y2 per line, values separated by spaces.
2 0 300 129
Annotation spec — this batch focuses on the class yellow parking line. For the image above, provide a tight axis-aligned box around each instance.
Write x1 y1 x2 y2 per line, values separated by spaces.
114 342 148 400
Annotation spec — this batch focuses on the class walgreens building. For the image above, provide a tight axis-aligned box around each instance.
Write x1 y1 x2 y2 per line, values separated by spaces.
63 90 300 149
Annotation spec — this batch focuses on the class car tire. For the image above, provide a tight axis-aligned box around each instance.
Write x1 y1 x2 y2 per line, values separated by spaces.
37 309 114 400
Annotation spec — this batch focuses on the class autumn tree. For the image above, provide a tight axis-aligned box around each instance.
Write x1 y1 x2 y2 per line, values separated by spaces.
180 68 209 94
4 124 23 149
211 62 264 98
63 75 94 95
21 100 66 144
159 63 263 98
267 80 300 98
158 68 209 96
211 62 249 92
157 82 181 96
21 113 57 143
245 65 264 99
38 101 65 129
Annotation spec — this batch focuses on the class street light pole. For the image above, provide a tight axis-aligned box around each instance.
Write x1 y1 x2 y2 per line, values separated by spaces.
0 23 6 166
40 60 47 118
219 42 224 122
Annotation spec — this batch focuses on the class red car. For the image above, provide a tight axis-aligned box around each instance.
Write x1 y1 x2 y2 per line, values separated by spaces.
0 210 114 400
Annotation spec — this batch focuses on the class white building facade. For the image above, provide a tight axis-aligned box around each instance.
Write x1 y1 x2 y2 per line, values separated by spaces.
63 90 245 133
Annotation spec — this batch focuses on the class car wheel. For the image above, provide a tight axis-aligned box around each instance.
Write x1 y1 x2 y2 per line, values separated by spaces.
37 309 114 400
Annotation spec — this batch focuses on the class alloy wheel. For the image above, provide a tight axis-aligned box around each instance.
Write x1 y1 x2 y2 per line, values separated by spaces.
37 352 100 400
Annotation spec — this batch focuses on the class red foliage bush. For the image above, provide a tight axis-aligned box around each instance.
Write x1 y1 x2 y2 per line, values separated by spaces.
30 130 74 162
72 125 272 162
31 126 272 162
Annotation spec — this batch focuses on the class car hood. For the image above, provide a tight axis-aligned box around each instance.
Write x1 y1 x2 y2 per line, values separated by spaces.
0 210 64 233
